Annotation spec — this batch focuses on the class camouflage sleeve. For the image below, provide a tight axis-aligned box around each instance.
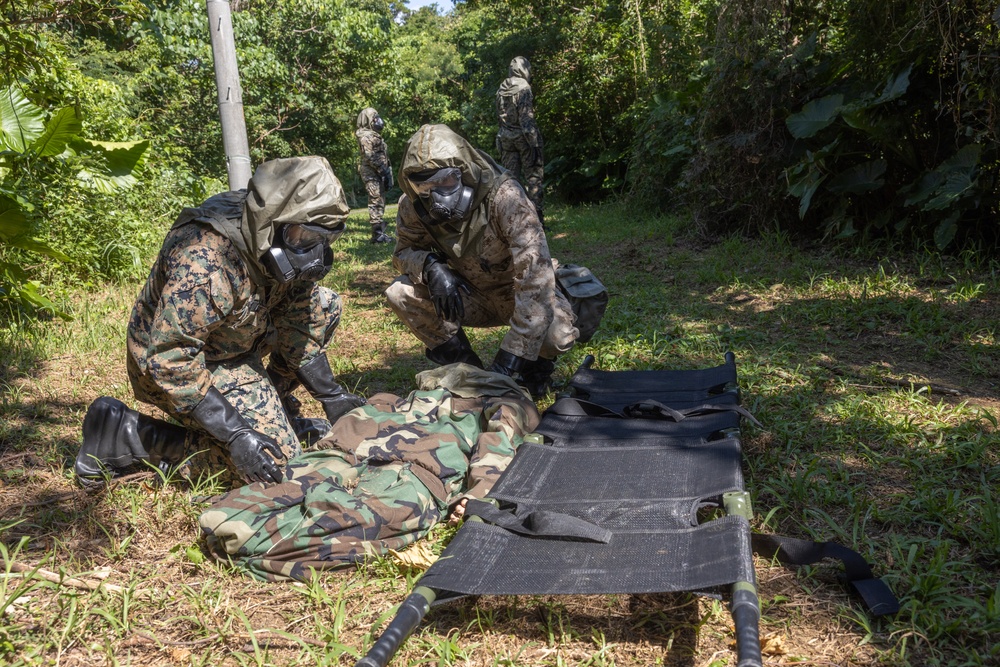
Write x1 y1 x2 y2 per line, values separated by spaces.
494 180 557 360
359 133 391 177
269 282 339 371
145 233 238 412
392 195 435 284
517 87 542 151
460 394 540 502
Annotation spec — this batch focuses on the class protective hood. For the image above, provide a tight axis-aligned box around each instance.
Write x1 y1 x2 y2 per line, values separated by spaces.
399 124 511 260
172 156 348 287
498 57 532 98
356 107 381 137
509 56 531 82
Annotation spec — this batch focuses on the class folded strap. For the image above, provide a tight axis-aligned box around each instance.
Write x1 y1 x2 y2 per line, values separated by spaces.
465 499 613 543
623 400 763 428
545 397 624 418
751 533 900 616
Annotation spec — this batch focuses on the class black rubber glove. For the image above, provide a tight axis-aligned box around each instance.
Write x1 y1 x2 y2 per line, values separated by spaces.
488 349 528 377
296 354 367 424
424 254 471 322
190 387 284 484
381 169 393 192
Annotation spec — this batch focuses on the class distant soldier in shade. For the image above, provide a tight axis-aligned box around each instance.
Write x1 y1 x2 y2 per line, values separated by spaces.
385 124 578 399
496 56 544 227
356 107 394 244
74 157 366 489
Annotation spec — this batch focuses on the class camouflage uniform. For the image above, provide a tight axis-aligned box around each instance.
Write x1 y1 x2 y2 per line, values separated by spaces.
385 124 577 362
387 181 575 359
496 56 544 223
198 367 540 581
126 187 347 487
356 107 393 239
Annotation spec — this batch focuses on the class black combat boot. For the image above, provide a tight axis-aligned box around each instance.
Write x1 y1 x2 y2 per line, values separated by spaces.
371 227 394 244
426 329 484 368
519 357 556 399
278 393 331 446
296 354 367 424
266 366 331 446
75 397 190 489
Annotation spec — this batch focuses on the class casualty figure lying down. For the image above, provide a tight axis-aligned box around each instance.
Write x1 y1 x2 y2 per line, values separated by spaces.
198 363 539 582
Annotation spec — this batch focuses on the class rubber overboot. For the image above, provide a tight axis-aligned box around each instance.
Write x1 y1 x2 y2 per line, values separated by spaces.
371 228 394 244
519 357 556 399
266 366 331 445
281 393 331 446
75 397 189 488
426 329 484 368
296 354 367 424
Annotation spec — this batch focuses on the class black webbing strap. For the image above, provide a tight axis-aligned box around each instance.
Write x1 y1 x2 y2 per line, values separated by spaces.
465 499 613 543
751 533 900 616
545 397 623 418
623 400 764 429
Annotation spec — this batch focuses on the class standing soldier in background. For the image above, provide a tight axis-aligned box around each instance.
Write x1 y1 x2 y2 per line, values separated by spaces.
356 107 395 244
74 157 366 489
495 56 544 228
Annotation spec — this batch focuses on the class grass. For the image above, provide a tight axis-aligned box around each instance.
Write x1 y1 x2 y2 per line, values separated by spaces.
1 200 999 666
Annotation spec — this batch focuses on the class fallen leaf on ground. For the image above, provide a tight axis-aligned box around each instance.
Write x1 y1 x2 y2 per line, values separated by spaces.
388 542 437 570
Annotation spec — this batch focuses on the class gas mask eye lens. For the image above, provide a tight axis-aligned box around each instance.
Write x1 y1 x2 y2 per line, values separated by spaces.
281 223 344 250
411 167 463 197
409 167 473 225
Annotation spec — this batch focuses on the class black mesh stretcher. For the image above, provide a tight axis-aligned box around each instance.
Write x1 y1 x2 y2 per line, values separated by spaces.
355 353 897 667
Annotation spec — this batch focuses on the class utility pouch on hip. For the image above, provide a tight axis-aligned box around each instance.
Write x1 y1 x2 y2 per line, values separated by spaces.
555 263 608 343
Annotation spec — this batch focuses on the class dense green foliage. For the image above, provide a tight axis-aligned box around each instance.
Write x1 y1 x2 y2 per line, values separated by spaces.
2 0 999 320
692 0 1000 247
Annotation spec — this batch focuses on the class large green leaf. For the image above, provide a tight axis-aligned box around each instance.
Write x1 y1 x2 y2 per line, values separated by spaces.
30 106 83 157
826 160 887 194
0 86 45 153
787 166 827 219
872 65 912 105
924 171 977 211
933 212 960 250
8 236 70 261
4 278 71 320
786 94 843 139
903 145 981 210
0 195 27 239
73 139 151 194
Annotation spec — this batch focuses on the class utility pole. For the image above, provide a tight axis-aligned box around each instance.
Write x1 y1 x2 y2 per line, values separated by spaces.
206 0 252 190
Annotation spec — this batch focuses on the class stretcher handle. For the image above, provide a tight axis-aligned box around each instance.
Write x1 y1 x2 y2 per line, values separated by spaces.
355 585 436 667
579 354 595 371
732 583 762 667
723 492 763 667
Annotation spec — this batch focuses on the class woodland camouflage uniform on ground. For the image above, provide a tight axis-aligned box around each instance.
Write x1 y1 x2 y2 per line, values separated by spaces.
356 107 393 242
385 124 576 363
496 56 544 224
198 365 540 581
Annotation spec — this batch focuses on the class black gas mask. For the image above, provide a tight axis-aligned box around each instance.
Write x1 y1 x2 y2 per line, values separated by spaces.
410 167 474 226
264 222 344 284
372 115 385 133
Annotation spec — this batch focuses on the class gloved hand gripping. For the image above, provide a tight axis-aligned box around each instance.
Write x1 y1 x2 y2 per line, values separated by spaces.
191 387 285 485
424 254 471 322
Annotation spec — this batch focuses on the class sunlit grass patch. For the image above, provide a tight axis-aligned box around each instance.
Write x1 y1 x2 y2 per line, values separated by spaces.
1 200 998 665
